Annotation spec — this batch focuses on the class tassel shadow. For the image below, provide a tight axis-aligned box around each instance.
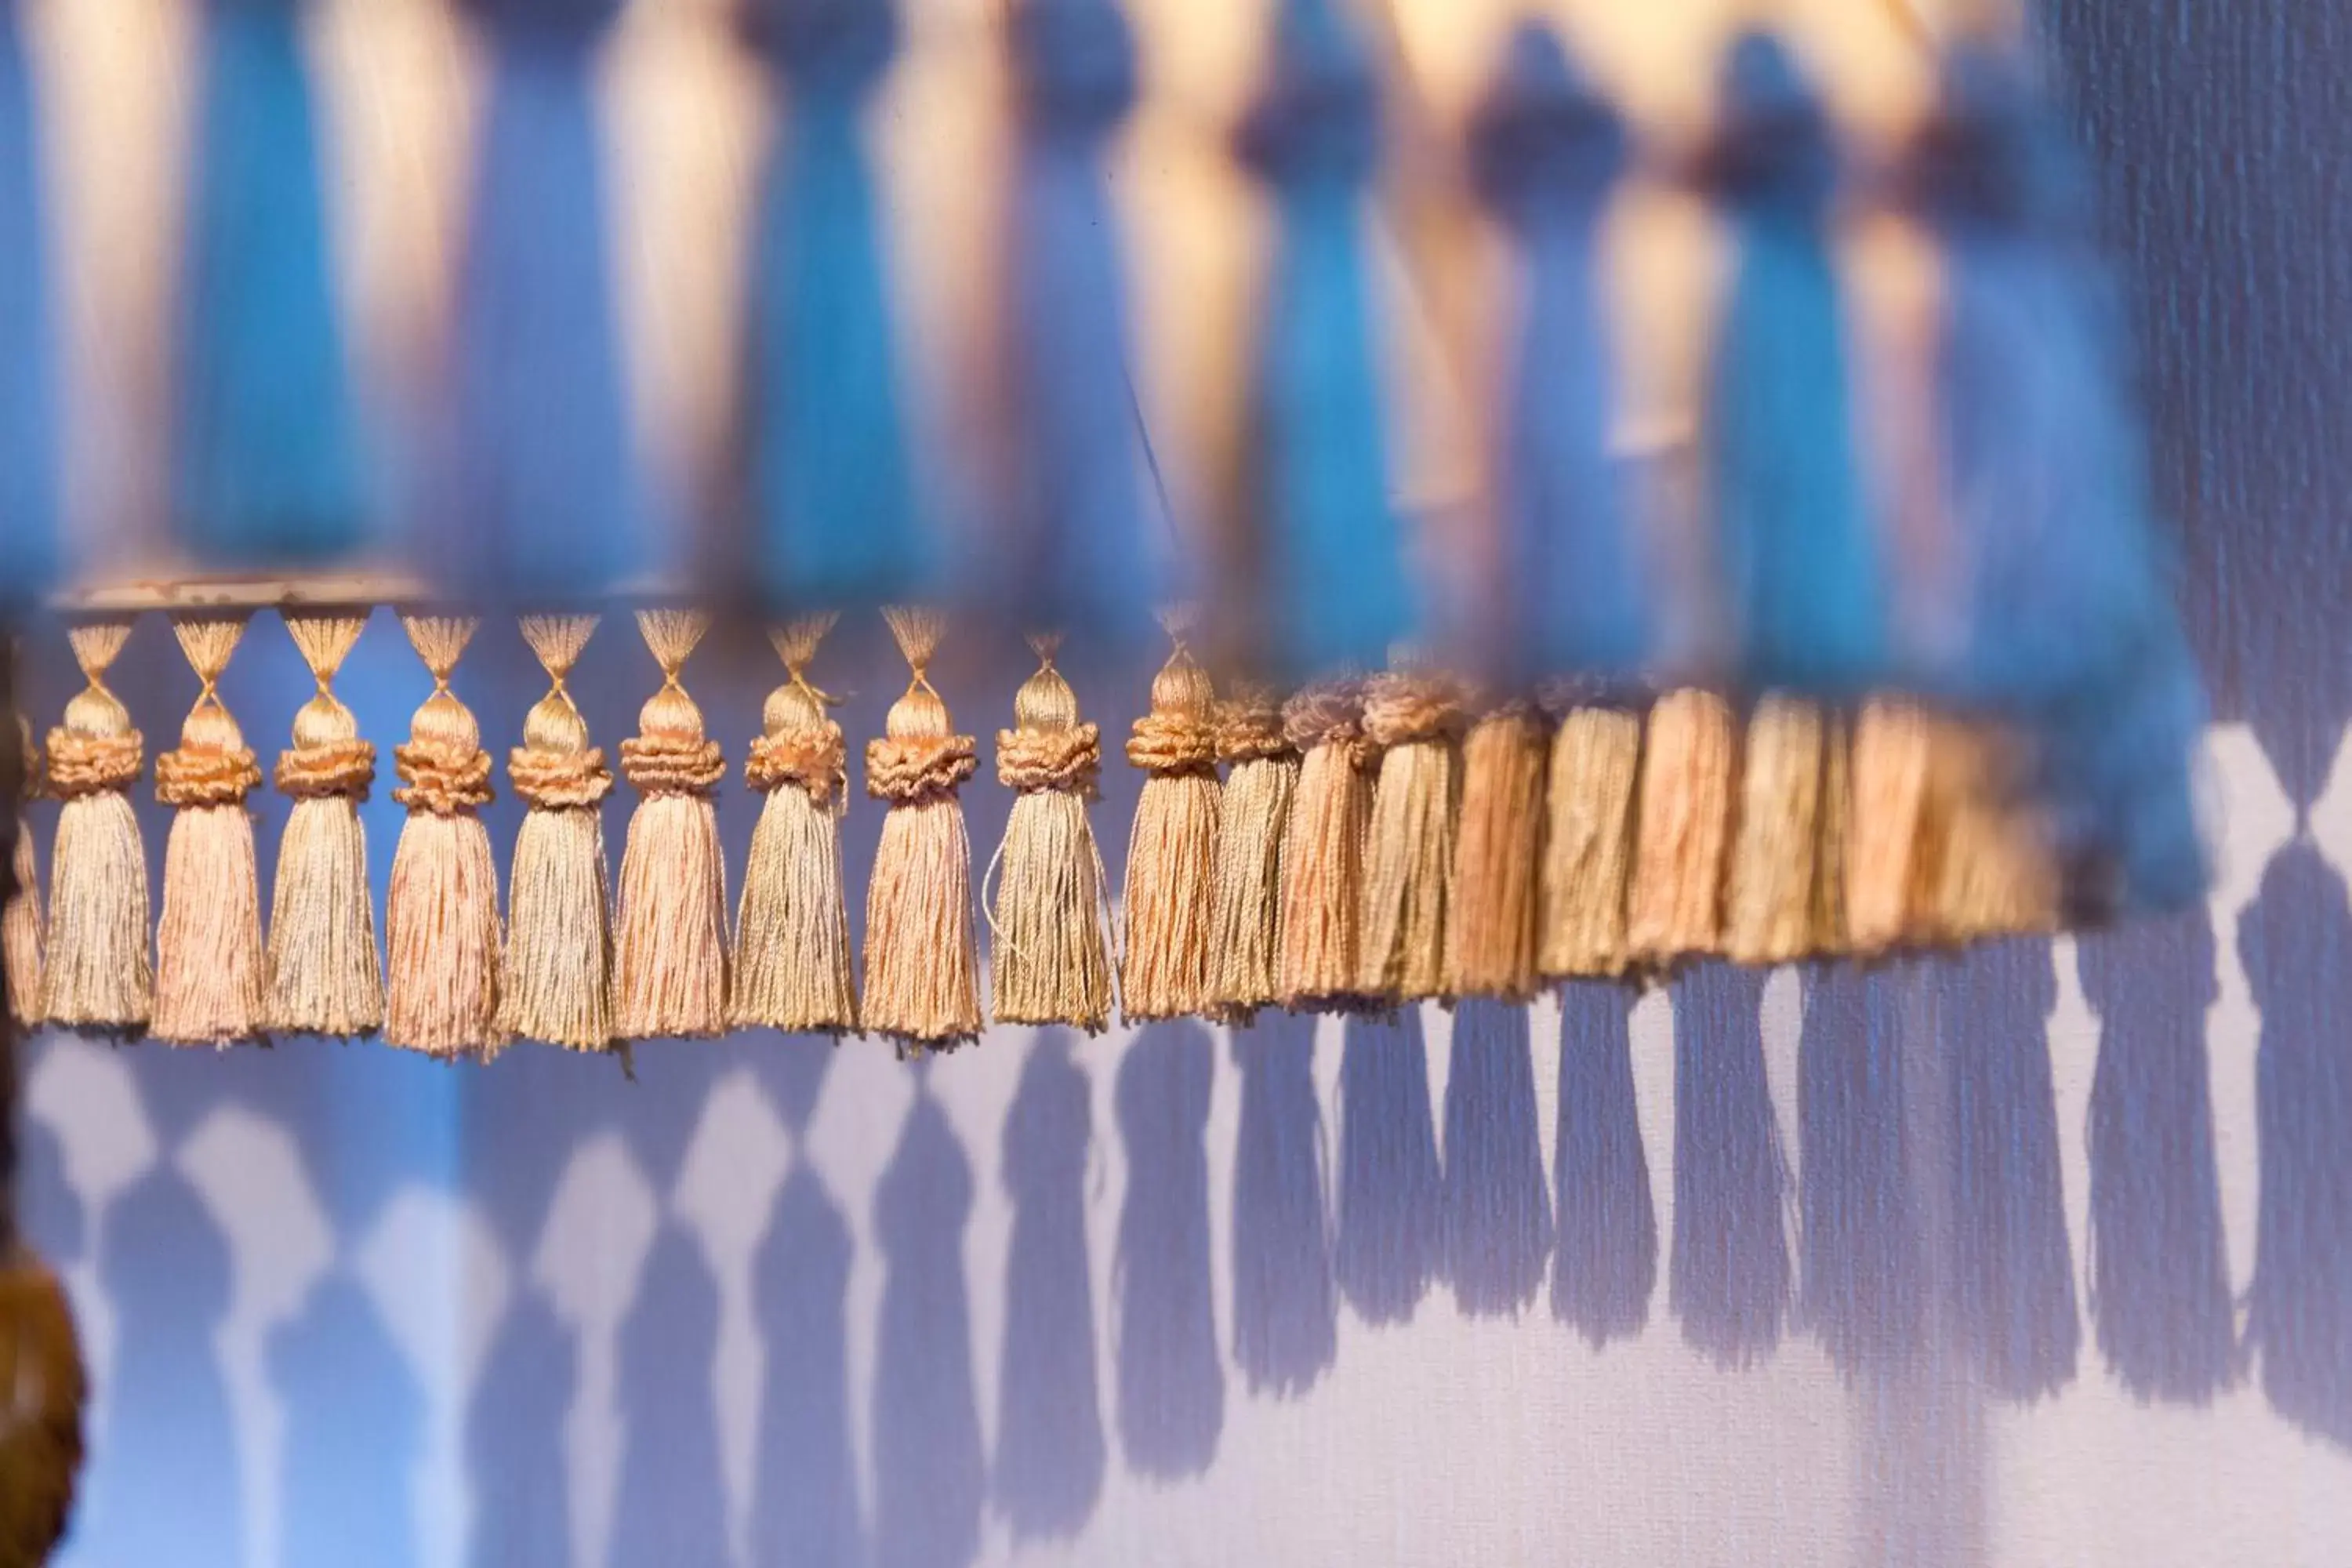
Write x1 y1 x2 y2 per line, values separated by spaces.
1334 1009 1443 1327
1442 1000 1554 1317
1231 1011 1337 1397
1670 962 1790 1367
1114 1022 1223 1478
1551 980 1657 1345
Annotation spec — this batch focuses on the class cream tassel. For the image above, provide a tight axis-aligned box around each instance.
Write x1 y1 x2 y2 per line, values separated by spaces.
733 616 858 1036
989 636 1112 1031
614 610 730 1040
267 611 383 1037
1810 708 1853 955
42 620 150 1034
1357 662 1466 1002
1926 718 2058 944
1120 621 1221 1023
1449 701 1548 1001
385 615 503 1060
1722 695 1824 967
1537 695 1643 980
151 615 267 1047
499 615 616 1053
1277 679 1377 1011
1625 687 1735 967
1845 695 1933 955
863 608 982 1052
1207 686 1297 1022
5 712 44 1028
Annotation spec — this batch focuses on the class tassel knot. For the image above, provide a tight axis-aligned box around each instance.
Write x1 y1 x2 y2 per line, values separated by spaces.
1900 45 2077 234
1126 713 1217 776
1012 0 1138 138
747 727 848 804
45 735 143 799
1361 669 1468 750
459 0 627 48
999 724 1102 794
1465 20 1625 218
1283 682 1375 772
154 743 261 810
1216 691 1294 764
739 0 897 94
276 739 373 799
510 746 612 811
394 737 495 816
1236 0 1381 187
620 734 724 797
1692 33 1837 211
868 735 979 803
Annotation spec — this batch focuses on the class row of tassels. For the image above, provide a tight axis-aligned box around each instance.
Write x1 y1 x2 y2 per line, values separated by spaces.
0 611 2053 1058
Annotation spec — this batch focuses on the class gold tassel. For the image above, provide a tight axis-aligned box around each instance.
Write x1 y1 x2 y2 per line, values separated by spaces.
151 615 267 1047
613 610 730 1040
5 713 44 1029
1120 619 1221 1023
1448 701 1548 1001
1357 662 1466 1002
385 615 502 1060
1625 687 1735 967
1845 695 1933 955
733 615 859 1036
499 615 616 1053
267 611 383 1038
1537 699 1642 980
1277 679 1377 1011
989 636 1112 1031
1810 708 1853 955
1926 718 2058 943
863 608 981 1052
1722 695 1824 967
42 620 150 1034
1207 686 1297 1022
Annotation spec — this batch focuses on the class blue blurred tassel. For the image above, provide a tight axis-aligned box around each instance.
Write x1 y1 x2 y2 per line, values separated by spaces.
1697 34 1884 696
993 0 1158 637
2041 626 2207 916
739 0 928 612
1467 23 1645 685
176 0 368 567
0 5 60 604
448 0 647 602
1236 0 1414 676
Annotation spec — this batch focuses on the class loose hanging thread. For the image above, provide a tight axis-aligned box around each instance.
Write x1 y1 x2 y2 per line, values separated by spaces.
863 608 981 1052
1449 700 1548 1001
385 615 502 1060
1277 679 1377 1011
1627 688 1736 967
1357 662 1467 1002
733 615 858 1036
1207 685 1298 1022
988 635 1112 1031
614 610 730 1040
1121 619 1221 1022
1538 690 1644 981
499 615 615 1052
5 711 42 1028
267 610 382 1036
151 615 267 1047
41 622 150 1034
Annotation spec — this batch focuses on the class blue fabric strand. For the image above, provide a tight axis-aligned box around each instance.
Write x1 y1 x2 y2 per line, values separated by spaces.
0 6 61 604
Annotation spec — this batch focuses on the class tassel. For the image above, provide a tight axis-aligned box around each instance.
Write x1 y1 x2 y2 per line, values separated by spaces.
1120 620 1221 1023
1236 0 1414 674
1926 718 2057 942
1537 695 1642 980
614 610 729 1040
1448 702 1547 1001
1626 688 1735 967
863 608 981 1052
385 615 501 1060
41 621 150 1035
151 615 267 1047
174 0 367 563
448 0 645 599
1356 663 1466 1002
266 610 382 1036
1276 679 1376 1011
733 615 858 1036
1809 708 1851 954
737 0 928 610
1723 695 1824 966
0 5 61 604
988 636 1112 1032
5 712 42 1028
1846 695 1933 954
498 615 615 1052
1206 686 1297 1022
1697 33 1886 697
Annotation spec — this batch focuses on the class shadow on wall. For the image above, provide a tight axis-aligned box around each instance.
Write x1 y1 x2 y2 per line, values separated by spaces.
1671 962 1789 1368
753 1163 865 1567
1552 979 1657 1346
277 1275 426 1568
1115 1022 1224 1480
1442 1000 1553 1318
1334 1010 1443 1329
1230 1009 1337 1396
610 1229 731 1568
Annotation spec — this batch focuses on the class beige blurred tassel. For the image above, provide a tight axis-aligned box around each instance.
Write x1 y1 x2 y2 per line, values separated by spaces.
1927 719 2058 943
151 615 267 1047
267 611 383 1037
1277 679 1377 1011
733 616 858 1036
1449 701 1548 1001
1845 695 1933 954
1206 686 1297 1023
613 610 729 1040
1537 699 1642 980
42 620 150 1034
499 615 615 1053
988 636 1112 1031
863 608 981 1052
1357 663 1466 1002
1120 619 1221 1023
5 713 44 1028
385 616 503 1060
1626 688 1735 966
1722 695 1824 967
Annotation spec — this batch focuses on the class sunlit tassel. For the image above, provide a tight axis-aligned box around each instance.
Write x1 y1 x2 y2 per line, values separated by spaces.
989 637 1112 1031
613 611 728 1040
1357 663 1465 1003
1846 695 1933 955
41 622 150 1035
1121 622 1221 1022
1448 702 1548 1001
1625 688 1735 967
174 0 368 564
1537 695 1642 980
1809 707 1853 954
733 615 858 1036
5 713 42 1028
151 616 266 1047
1236 0 1414 673
385 616 501 1060
737 0 929 609
0 5 62 604
1276 679 1377 1011
266 611 381 1036
863 608 981 1052
1926 718 2057 943
1207 686 1297 1022
1723 696 1824 966
498 615 614 1053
